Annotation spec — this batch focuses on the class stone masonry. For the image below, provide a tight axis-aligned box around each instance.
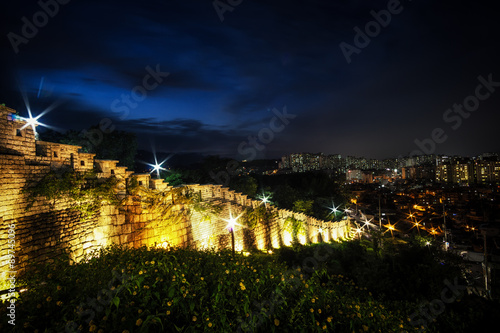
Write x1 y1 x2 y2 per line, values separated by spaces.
0 105 349 284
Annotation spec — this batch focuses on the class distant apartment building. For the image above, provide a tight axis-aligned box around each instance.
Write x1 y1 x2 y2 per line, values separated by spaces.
402 164 435 180
346 169 374 183
435 156 500 184
474 160 500 183
279 152 500 183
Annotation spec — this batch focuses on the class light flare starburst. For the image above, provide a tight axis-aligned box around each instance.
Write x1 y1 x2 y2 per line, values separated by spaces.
223 211 244 231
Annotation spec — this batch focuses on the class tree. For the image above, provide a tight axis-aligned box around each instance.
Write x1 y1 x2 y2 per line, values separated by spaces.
229 176 257 197
293 200 314 216
164 170 184 187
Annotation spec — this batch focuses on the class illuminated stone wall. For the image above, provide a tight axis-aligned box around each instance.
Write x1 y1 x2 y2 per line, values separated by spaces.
0 105 349 283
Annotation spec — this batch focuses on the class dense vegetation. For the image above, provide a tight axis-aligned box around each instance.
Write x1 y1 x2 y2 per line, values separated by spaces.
24 169 119 220
2 237 498 332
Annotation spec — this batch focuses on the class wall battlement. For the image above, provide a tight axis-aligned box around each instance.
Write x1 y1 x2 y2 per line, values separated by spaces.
0 105 350 282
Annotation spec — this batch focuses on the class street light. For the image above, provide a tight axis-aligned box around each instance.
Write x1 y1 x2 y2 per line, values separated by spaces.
355 227 362 240
328 202 340 221
223 211 243 256
258 193 272 208
384 223 396 238
146 154 169 178
413 220 422 236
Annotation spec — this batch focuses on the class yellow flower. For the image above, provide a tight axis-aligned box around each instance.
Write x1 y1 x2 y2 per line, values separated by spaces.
122 330 130 333
46 296 52 302
151 261 155 265
138 309 143 314
208 322 213 327
89 324 97 332
139 271 143 275
167 301 172 306
256 279 260 283
240 282 246 290
357 313 361 318
167 310 171 315
57 285 62 291
192 316 197 322
225 270 229 274
206 317 210 321
57 301 63 306
310 308 314 313
311 298 315 303
136 318 143 326
274 318 280 326
201 277 204 280
322 325 327 330
327 316 333 322
318 309 322 314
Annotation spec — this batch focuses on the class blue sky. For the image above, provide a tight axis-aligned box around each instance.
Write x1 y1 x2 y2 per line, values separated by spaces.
2 0 500 159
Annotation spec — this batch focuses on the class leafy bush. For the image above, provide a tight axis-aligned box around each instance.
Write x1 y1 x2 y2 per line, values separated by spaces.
2 245 415 332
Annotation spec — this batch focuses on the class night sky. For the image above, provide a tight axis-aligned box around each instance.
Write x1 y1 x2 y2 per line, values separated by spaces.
2 0 500 161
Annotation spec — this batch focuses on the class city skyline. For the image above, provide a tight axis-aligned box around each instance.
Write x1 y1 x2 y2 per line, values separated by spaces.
2 0 500 160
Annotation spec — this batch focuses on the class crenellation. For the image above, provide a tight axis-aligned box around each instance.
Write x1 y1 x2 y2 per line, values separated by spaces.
1 105 349 281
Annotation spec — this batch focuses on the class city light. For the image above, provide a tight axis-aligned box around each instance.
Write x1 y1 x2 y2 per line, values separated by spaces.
384 223 397 238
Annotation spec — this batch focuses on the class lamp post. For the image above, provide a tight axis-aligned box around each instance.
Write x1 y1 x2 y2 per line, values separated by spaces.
146 154 168 179
329 202 340 221
224 212 241 256
355 227 362 240
258 193 271 208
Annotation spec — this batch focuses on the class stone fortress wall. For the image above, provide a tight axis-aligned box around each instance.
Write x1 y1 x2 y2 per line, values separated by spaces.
0 105 349 281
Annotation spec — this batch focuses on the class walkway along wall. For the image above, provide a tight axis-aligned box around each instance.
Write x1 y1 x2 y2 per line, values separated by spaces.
0 105 350 283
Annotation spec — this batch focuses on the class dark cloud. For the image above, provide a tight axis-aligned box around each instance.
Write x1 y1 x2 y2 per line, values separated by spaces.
2 0 500 160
